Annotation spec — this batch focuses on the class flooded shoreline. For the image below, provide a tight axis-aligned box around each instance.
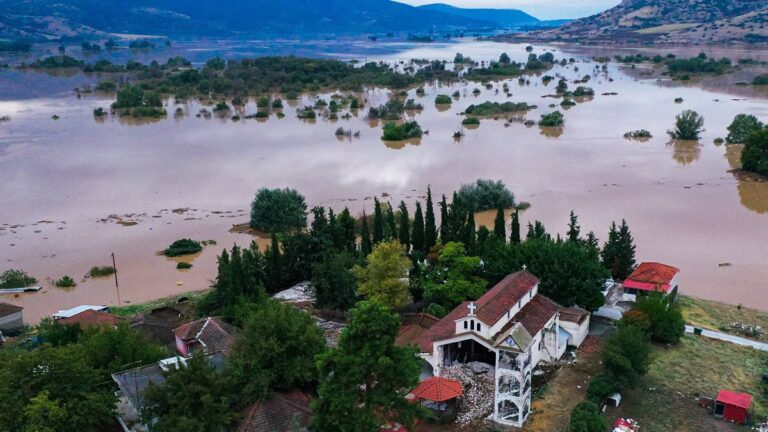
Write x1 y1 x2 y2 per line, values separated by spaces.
2 40 768 323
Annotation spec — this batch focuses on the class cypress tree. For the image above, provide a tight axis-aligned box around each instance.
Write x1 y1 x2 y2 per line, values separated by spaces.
617 219 637 279
338 207 357 253
412 202 425 254
567 210 581 242
373 198 384 244
465 210 476 255
397 201 410 251
493 206 506 240
266 233 283 293
510 210 521 245
424 187 437 250
601 221 636 279
386 204 397 241
360 212 373 256
439 194 449 243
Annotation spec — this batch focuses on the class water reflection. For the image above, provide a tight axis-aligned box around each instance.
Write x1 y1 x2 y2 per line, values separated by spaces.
539 126 563 139
668 139 702 165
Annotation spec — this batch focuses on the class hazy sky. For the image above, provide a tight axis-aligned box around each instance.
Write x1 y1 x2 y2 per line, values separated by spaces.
395 0 621 20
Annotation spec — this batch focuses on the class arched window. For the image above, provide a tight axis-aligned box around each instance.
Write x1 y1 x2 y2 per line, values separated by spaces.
470 319 475 330
464 321 468 330
477 323 482 332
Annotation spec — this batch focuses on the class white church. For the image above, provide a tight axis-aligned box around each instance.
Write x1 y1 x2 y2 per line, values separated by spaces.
415 270 590 427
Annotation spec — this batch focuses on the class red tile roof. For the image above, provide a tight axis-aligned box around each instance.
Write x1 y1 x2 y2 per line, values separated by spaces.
717 390 753 409
411 377 463 402
59 309 121 329
173 317 236 354
625 262 679 293
238 391 311 432
515 295 559 336
396 313 441 348
0 302 22 318
475 271 539 325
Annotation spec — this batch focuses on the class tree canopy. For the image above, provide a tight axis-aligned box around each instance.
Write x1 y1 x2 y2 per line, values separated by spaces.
354 241 412 309
250 187 308 233
742 127 768 176
423 242 486 310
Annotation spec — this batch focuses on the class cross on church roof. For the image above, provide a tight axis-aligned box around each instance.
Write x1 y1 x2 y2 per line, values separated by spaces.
468 302 477 316
522 264 527 270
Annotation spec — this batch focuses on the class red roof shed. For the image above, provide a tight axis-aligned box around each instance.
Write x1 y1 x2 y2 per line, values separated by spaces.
715 390 752 424
411 377 463 402
623 262 679 293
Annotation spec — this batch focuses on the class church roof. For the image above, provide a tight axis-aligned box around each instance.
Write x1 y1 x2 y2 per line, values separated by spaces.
173 317 236 354
474 271 539 325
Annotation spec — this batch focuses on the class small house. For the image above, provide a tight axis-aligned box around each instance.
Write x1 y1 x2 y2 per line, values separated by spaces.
558 306 590 347
173 316 236 357
622 262 679 301
58 309 122 330
715 390 752 425
53 305 109 320
0 302 23 331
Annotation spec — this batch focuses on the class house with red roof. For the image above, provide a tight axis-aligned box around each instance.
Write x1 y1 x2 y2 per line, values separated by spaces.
623 262 680 301
58 309 122 330
414 270 577 427
173 316 237 357
715 390 752 425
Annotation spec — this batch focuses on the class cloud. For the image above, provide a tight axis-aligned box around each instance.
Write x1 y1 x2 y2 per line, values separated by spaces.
395 0 621 20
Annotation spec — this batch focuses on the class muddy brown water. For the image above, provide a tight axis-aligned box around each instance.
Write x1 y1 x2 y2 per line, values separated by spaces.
1 40 768 323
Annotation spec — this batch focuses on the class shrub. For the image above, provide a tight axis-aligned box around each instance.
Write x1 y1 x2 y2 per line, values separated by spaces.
572 86 594 97
668 110 704 140
163 239 202 257
623 129 652 139
256 96 270 108
250 188 308 233
538 111 564 127
93 107 107 117
587 373 619 403
271 98 283 109
560 98 576 107
628 293 685 344
176 262 193 269
464 101 534 116
54 276 77 288
726 114 763 144
569 401 608 432
462 117 480 126
434 94 452 105
89 266 116 278
425 303 447 318
381 121 423 141
754 75 768 85
742 128 768 176
0 269 37 288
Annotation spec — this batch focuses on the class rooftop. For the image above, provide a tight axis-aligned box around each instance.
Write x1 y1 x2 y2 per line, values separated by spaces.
53 305 108 319
59 309 122 329
624 262 679 292
716 389 752 409
173 317 237 354
237 391 312 432
474 270 539 325
0 302 22 318
411 376 463 402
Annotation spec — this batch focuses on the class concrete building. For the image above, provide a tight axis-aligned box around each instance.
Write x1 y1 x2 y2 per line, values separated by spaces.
0 302 23 331
415 271 583 427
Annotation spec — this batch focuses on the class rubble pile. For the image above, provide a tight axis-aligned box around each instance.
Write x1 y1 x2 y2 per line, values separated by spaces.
442 363 495 426
754 420 768 432
730 322 764 338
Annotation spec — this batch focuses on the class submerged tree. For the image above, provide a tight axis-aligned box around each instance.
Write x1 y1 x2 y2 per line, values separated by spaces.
742 127 768 176
726 114 763 144
249 187 307 233
668 110 704 140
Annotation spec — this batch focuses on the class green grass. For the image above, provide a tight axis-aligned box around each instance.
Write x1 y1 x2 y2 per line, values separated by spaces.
681 295 768 340
110 291 207 318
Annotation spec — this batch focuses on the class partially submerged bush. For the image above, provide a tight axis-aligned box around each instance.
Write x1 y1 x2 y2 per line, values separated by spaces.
176 262 193 269
54 275 77 288
464 101 535 116
163 239 203 257
381 121 423 141
726 114 763 144
624 130 652 139
434 94 452 105
538 111 564 127
89 266 116 278
668 110 704 140
0 269 37 288
461 117 480 126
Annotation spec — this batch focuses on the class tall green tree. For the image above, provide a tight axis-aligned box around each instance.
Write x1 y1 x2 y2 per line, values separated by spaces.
742 127 768 176
510 210 521 245
386 204 397 240
250 187 307 233
313 252 358 311
464 210 476 255
338 207 357 253
425 187 437 250
567 210 581 242
569 401 608 432
397 201 410 250
439 195 450 243
360 212 373 256
229 300 326 403
373 198 384 244
526 220 549 241
493 206 506 240
142 354 237 432
601 220 636 280
411 202 425 254
726 114 763 144
312 302 425 432
354 240 412 309
266 233 283 293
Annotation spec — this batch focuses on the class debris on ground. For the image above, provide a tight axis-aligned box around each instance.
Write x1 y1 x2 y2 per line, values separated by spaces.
442 363 495 426
272 281 314 303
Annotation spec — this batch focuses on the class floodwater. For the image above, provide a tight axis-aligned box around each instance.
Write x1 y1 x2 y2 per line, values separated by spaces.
2 39 768 323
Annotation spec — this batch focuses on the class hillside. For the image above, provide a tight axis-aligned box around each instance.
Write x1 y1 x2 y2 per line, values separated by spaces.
418 3 539 28
510 0 768 44
0 0 498 40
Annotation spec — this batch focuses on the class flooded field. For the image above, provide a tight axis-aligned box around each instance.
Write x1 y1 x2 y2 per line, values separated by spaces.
1 40 767 322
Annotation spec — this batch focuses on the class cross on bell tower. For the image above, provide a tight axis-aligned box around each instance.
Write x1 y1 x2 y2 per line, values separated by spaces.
468 302 477 316
522 264 528 271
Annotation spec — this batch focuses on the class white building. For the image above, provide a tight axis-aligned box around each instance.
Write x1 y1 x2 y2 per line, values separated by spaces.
415 270 584 427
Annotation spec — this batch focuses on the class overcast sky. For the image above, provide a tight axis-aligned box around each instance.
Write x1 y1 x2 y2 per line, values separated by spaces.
395 0 621 20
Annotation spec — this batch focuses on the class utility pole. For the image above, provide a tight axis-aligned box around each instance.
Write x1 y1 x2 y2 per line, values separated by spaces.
112 252 121 305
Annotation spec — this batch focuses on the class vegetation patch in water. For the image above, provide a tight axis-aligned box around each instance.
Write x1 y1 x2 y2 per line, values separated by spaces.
464 101 535 116
0 269 37 288
163 239 203 257
381 121 423 141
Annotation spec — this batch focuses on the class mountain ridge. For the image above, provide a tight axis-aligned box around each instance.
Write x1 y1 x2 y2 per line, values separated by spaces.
417 3 539 28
